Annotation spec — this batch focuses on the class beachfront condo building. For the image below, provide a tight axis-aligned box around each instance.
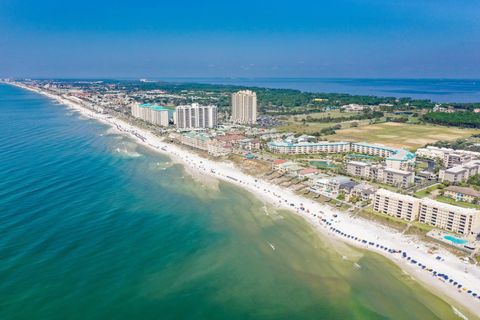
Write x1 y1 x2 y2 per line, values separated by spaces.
131 103 169 126
373 189 421 221
418 199 479 235
175 103 218 130
231 90 257 125
373 189 480 235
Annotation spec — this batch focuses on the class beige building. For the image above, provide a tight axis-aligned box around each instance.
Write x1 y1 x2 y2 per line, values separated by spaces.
346 161 414 188
381 168 415 188
346 161 372 178
351 142 416 171
175 103 218 130
268 140 351 154
419 199 480 235
373 189 480 235
444 153 472 168
131 103 169 126
444 186 480 203
439 160 480 183
373 189 420 221
231 90 257 125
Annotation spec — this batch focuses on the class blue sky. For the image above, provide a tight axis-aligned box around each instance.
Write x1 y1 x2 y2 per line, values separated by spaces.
1 0 479 78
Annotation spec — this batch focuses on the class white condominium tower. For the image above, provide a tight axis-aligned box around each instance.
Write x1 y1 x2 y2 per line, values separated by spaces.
131 103 169 126
175 103 218 130
231 90 257 125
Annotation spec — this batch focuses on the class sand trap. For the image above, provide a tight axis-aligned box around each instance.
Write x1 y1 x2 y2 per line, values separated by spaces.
383 122 405 127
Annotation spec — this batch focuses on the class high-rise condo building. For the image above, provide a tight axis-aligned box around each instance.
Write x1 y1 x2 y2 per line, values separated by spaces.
175 103 218 130
131 103 169 126
231 90 257 125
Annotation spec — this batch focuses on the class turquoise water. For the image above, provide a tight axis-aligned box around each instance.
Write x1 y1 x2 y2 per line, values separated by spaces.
444 235 468 245
0 84 472 319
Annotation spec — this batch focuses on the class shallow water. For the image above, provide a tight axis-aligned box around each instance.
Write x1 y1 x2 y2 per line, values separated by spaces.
0 84 469 319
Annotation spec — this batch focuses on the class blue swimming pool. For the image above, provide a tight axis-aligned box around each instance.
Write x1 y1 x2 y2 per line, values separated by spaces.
443 235 468 245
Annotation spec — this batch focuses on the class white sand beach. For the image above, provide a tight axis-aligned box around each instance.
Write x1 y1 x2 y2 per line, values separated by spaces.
12 82 480 318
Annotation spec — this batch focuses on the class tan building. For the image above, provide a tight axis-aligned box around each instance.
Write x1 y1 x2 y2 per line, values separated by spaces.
373 189 420 221
346 161 414 188
346 161 371 178
268 140 351 154
175 103 218 130
351 142 416 171
131 103 169 126
419 199 480 235
439 160 480 183
444 153 472 168
380 168 415 188
444 186 480 203
373 189 480 235
231 90 257 125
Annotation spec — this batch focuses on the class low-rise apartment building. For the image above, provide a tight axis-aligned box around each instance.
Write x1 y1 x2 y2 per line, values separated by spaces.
444 186 480 203
419 199 479 235
372 189 480 235
373 189 420 221
439 160 480 183
416 146 480 167
350 142 416 171
267 140 351 154
346 161 414 188
381 167 415 188
444 153 472 168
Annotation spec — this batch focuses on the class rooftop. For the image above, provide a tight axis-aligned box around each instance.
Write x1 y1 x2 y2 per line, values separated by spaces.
376 189 420 202
268 140 350 147
383 167 414 175
445 186 480 198
421 198 479 215
352 141 416 162
139 103 169 111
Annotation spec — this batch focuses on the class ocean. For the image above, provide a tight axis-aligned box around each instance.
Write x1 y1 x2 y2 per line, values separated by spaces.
160 78 480 103
0 84 470 319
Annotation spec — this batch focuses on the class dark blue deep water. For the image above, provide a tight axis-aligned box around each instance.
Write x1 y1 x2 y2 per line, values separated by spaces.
161 78 480 103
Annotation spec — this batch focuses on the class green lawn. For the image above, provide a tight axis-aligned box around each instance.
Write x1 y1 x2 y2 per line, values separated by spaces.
325 122 479 151
292 110 360 120
434 195 480 209
414 184 442 198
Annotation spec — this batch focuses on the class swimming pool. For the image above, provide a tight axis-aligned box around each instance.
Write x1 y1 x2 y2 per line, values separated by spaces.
443 235 468 245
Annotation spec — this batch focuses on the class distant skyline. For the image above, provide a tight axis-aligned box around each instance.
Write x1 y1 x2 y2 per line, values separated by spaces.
1 0 479 79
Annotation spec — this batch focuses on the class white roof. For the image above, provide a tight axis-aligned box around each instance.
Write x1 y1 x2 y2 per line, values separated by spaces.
420 198 479 215
375 189 420 203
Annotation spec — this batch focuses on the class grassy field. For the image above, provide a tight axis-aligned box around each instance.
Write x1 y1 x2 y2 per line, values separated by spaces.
325 122 479 150
289 110 360 121
278 118 370 134
434 195 480 209
414 184 442 198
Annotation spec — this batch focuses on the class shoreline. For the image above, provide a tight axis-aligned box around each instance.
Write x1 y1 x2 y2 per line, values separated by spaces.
8 82 480 318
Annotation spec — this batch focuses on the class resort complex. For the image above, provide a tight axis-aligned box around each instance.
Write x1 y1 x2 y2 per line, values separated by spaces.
131 103 169 126
6 79 480 316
